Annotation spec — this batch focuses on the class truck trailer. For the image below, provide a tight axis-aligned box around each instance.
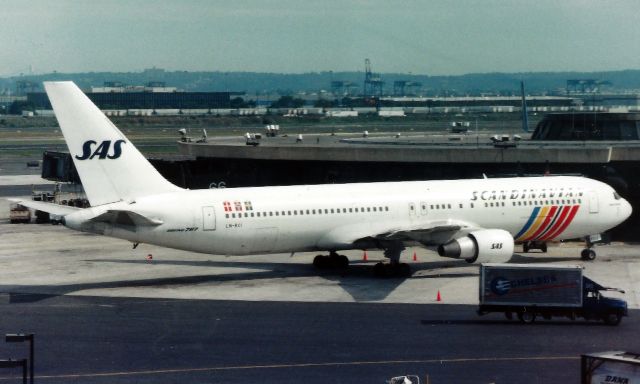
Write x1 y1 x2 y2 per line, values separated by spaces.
478 264 628 325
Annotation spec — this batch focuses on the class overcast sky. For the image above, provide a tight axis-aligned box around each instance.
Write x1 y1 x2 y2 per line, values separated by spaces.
2 0 639 77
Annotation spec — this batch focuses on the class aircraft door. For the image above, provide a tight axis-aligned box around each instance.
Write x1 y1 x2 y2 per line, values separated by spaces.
588 191 599 214
202 206 216 231
409 202 416 217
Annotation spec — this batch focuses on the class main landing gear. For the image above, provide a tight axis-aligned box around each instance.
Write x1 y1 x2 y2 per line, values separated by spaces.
313 242 412 278
373 243 411 278
313 251 349 269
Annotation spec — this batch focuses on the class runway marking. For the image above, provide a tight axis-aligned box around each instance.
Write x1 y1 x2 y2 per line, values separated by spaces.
0 355 579 380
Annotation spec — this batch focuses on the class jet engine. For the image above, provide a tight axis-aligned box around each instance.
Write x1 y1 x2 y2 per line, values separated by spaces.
437 229 514 264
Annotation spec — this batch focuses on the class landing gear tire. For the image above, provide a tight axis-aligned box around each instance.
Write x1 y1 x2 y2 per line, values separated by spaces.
313 255 326 268
541 243 547 253
373 262 386 277
373 262 411 278
581 249 596 261
517 311 536 324
313 254 349 269
522 243 529 253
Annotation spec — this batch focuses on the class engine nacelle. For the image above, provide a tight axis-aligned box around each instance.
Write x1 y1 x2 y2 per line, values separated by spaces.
437 229 514 264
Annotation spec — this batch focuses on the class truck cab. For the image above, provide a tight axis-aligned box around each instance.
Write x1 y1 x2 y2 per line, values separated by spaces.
582 277 628 325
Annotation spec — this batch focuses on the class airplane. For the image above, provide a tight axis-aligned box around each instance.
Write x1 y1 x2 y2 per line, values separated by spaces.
11 81 633 277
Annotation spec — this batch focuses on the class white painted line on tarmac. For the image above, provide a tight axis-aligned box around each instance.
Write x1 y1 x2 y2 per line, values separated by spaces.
0 355 579 381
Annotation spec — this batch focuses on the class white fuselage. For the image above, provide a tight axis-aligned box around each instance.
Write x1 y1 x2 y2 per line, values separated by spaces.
63 176 631 256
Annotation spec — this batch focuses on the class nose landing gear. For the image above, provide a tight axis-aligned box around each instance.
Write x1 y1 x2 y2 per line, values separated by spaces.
581 248 596 261
581 235 601 261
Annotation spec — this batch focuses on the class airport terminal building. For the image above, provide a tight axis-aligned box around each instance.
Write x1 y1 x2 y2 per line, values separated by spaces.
28 83 234 110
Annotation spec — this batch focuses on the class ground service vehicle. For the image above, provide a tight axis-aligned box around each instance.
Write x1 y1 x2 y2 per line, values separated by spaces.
478 264 628 325
582 351 640 383
9 204 31 223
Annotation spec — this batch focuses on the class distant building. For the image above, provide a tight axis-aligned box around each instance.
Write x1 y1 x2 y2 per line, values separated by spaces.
27 83 237 110
379 95 574 108
0 95 26 107
531 112 640 140
581 94 640 108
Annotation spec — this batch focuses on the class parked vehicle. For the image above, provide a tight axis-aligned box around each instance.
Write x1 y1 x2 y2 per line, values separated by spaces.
581 351 640 383
9 204 31 223
478 263 627 325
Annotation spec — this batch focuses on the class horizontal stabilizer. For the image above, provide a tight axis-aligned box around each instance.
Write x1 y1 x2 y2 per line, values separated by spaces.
8 198 80 216
89 210 163 227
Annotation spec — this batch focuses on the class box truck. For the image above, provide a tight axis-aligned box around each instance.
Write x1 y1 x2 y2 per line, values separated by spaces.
478 264 627 325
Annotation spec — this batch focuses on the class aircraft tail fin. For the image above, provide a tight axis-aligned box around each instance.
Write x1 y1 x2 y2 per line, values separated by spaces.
44 82 181 206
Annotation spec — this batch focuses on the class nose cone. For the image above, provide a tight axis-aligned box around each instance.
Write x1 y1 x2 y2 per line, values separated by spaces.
620 198 633 222
616 199 633 225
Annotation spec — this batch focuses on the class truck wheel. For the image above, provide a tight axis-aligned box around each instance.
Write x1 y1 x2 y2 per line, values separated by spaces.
517 311 536 324
603 313 622 326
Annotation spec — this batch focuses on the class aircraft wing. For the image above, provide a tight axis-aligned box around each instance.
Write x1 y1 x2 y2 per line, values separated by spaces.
7 198 81 216
318 219 479 249
363 219 481 248
371 219 476 243
89 210 164 227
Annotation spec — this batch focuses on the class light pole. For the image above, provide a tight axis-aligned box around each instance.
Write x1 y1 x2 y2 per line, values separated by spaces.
0 359 27 384
6 334 33 384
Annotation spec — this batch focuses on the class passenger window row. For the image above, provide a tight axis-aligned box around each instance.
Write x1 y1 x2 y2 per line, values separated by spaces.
225 206 390 219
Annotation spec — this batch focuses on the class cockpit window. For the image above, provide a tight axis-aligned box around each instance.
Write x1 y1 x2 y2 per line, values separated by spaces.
613 192 621 200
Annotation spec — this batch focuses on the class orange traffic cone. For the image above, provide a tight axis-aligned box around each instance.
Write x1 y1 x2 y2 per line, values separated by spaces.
413 251 417 262
436 290 442 302
363 250 368 261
